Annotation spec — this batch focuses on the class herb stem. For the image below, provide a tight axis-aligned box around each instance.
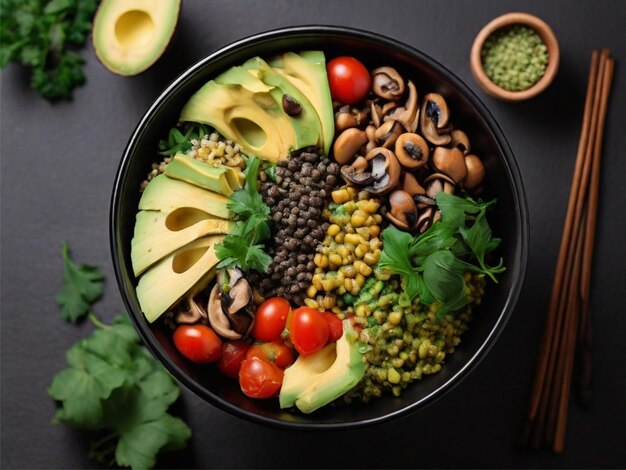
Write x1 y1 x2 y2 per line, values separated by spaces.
88 311 109 330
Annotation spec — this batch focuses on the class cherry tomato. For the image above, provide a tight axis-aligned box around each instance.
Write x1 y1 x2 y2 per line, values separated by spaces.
247 340 295 369
327 56 372 105
322 312 343 342
251 297 291 342
217 340 251 379
173 325 222 363
287 307 330 356
239 357 283 398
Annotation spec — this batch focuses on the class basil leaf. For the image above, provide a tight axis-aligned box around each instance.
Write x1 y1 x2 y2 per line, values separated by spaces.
379 226 421 300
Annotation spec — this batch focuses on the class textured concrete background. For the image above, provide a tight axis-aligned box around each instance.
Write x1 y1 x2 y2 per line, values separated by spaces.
1 1 624 468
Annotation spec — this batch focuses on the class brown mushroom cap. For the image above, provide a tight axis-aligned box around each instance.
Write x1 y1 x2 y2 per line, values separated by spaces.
450 129 471 155
372 66 406 101
432 146 467 183
415 207 435 233
420 93 452 145
463 154 485 190
333 128 368 165
335 111 358 132
395 133 430 169
363 147 401 195
365 124 377 153
401 172 426 196
390 80 419 132
386 190 418 230
208 284 242 340
371 102 383 127
374 119 404 149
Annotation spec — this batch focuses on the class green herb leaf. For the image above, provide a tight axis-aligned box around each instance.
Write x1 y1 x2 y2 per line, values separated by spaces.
436 192 495 228
379 226 421 300
458 210 506 282
55 243 104 322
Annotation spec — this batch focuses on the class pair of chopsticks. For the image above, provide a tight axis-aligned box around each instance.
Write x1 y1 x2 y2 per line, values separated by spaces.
519 49 615 453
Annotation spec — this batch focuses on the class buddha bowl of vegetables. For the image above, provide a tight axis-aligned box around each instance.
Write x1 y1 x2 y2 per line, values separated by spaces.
110 26 529 429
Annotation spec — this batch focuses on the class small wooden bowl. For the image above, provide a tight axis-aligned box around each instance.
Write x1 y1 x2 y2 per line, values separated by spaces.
470 12 559 102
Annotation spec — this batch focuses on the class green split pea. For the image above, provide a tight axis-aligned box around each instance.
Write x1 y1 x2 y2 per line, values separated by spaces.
481 25 549 91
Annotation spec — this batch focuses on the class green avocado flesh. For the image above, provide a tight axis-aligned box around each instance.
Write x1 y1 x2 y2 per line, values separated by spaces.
92 0 181 76
179 51 334 162
164 153 241 196
280 320 366 413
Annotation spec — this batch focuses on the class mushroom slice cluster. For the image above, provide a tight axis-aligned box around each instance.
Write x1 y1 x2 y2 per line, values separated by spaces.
208 268 255 339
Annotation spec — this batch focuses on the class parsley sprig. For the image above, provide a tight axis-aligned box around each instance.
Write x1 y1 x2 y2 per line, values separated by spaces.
0 0 98 100
157 123 211 156
379 193 505 318
49 244 192 469
215 156 272 273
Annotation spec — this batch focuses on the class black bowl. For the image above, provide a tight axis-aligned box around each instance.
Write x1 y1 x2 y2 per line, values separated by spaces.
110 26 528 430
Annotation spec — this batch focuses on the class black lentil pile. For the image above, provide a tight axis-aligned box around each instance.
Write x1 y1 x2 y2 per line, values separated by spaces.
254 147 341 305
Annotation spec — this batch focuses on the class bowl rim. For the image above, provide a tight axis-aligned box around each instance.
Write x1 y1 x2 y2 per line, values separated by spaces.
110 24 529 430
470 12 560 102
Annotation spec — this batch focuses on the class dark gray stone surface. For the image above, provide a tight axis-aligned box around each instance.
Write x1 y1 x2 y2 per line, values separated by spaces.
1 0 624 468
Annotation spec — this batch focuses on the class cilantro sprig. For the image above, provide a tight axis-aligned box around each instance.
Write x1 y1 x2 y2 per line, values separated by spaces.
49 244 191 469
157 123 211 156
215 156 272 273
379 193 505 318
0 0 98 100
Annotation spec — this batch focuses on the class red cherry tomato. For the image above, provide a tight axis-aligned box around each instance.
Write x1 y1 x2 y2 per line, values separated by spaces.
239 357 284 398
252 297 291 342
288 307 330 356
217 340 251 379
322 312 343 342
327 56 372 105
247 340 295 369
173 325 222 364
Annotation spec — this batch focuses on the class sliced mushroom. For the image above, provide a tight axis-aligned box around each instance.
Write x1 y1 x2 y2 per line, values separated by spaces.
363 147 401 195
395 133 430 169
365 124 377 153
391 81 419 132
374 120 404 149
414 193 436 209
371 102 383 127
415 207 435 233
463 154 485 190
432 146 467 183
450 129 470 155
208 284 241 339
341 164 373 185
386 190 418 230
425 172 456 195
401 172 426 196
333 128 368 165
381 101 398 117
425 177 444 199
421 93 452 145
335 111 358 132
372 66 405 101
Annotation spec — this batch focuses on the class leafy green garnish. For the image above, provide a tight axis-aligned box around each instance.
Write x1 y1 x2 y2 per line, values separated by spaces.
157 123 211 156
49 245 191 469
0 0 98 100
215 157 272 273
379 194 505 318
263 162 277 182
56 243 104 322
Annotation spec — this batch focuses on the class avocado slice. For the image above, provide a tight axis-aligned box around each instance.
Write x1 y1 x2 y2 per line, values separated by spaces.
131 209 233 276
92 0 181 76
139 174 231 219
280 343 337 409
179 78 296 162
136 235 223 323
270 51 335 155
242 57 323 151
164 153 235 196
279 320 366 413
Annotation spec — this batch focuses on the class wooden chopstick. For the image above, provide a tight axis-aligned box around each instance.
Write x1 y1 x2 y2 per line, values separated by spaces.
520 49 614 452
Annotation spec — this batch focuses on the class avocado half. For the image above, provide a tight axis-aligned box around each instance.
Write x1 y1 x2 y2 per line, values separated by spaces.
92 0 181 76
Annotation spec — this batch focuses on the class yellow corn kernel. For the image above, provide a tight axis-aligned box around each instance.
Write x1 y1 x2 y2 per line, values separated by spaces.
351 210 368 227
355 244 369 259
355 273 366 287
344 242 357 253
337 286 346 295
334 232 345 244
344 201 357 214
332 188 350 204
328 253 342 267
356 227 370 240
388 311 402 325
337 245 350 258
344 233 360 245
369 237 381 249
355 304 367 317
357 199 377 214
304 298 319 308
321 278 335 292
314 253 323 267
358 263 373 276
363 252 378 265
346 186 358 198
372 214 383 224
342 265 356 278
350 286 361 296
369 225 380 237
322 295 336 309
344 278 354 291
327 224 341 236
307 285 318 298
320 255 329 269
312 274 323 291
